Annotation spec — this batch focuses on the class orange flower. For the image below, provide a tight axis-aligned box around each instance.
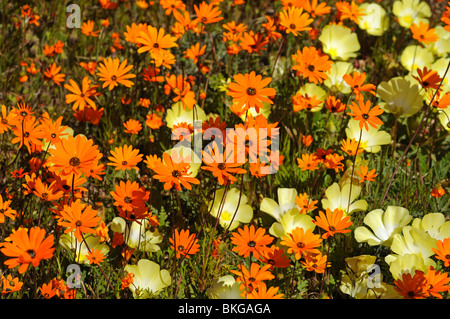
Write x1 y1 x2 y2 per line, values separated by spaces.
239 31 268 55
411 21 438 45
412 67 443 92
343 71 376 101
1 274 23 295
107 144 143 171
394 270 430 299
79 61 97 75
145 113 164 129
292 92 322 112
136 25 178 65
295 193 318 214
279 7 313 36
325 95 346 113
151 152 200 191
141 65 165 82
26 62 40 75
247 285 284 299
39 115 69 146
262 15 282 45
297 153 320 171
194 1 224 25
424 266 450 299
433 238 450 267
229 262 275 294
184 42 206 64
259 245 291 269
336 0 365 24
31 177 63 202
58 199 101 242
169 229 200 259
1 226 55 274
201 143 247 185
0 195 17 224
160 0 186 15
86 249 106 265
43 63 65 85
231 225 274 260
301 134 313 147
43 44 55 57
0 104 18 134
81 20 100 37
11 116 43 154
227 71 276 113
356 165 377 183
313 208 352 239
292 46 333 84
301 252 330 273
340 137 364 156
280 227 322 260
431 187 446 198
64 77 99 111
39 283 57 299
123 119 142 134
47 134 102 177
96 57 135 90
347 98 384 131
172 86 197 110
303 0 331 18
324 153 344 173
110 180 150 214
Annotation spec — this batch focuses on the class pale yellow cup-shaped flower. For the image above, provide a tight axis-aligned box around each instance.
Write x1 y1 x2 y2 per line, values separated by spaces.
318 24 360 61
124 259 171 298
324 61 353 94
206 275 244 299
321 182 368 216
260 188 299 222
400 45 434 72
358 3 389 36
345 118 392 153
392 0 431 28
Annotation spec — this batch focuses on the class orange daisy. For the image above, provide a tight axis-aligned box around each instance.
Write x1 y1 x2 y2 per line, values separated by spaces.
247 285 284 299
136 25 178 65
297 153 320 171
58 199 101 242
11 116 43 154
107 144 143 171
347 99 384 131
295 192 318 214
64 77 99 111
229 262 275 294
259 245 291 269
227 71 276 113
184 42 206 64
0 226 55 274
292 46 333 84
433 238 450 267
325 95 346 113
231 224 274 260
340 137 364 156
96 57 136 90
394 270 430 299
280 227 322 260
194 1 224 25
303 0 331 18
123 119 142 134
313 208 353 239
169 229 200 259
425 266 450 299
81 20 100 37
336 1 365 24
43 63 65 85
411 21 438 45
412 67 443 92
343 71 376 101
151 152 200 191
356 165 378 183
301 252 330 273
47 134 102 177
110 180 150 213
279 7 313 36
86 249 106 265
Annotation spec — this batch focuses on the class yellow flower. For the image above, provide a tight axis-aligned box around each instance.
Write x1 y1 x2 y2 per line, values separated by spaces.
208 188 253 231
206 275 244 299
111 217 162 252
358 3 389 36
437 107 450 131
345 119 391 153
392 0 431 29
411 213 450 241
59 232 109 264
260 188 299 222
324 61 354 94
321 182 368 216
376 76 424 117
318 24 360 61
400 45 434 72
268 208 315 238
165 102 207 130
297 83 327 112
354 206 412 247
124 259 171 298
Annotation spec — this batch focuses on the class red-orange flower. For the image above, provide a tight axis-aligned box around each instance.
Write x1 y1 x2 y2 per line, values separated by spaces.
43 63 65 85
343 71 376 101
412 67 443 92
86 249 106 265
169 229 200 259
1 227 55 274
394 270 430 299
411 21 438 45
433 238 450 267
280 227 322 260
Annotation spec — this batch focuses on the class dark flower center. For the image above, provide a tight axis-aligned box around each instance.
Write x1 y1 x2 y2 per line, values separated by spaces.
445 254 450 260
246 87 256 96
329 226 336 231
178 245 185 251
124 196 132 203
248 240 256 247
362 113 369 120
1 118 7 124
75 220 82 227
27 249 36 259
217 163 226 170
297 242 305 248
172 170 181 177
111 75 117 81
308 64 315 72
153 43 159 48
122 161 128 166
290 23 296 29
69 157 81 167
